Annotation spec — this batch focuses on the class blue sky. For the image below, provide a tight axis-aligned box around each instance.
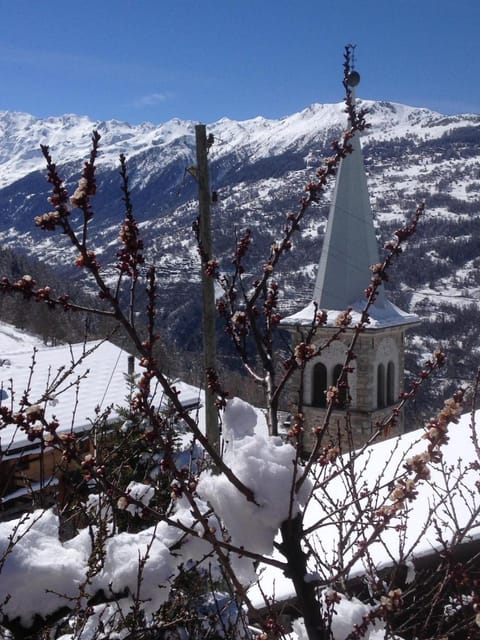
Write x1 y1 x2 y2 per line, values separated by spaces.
0 0 478 125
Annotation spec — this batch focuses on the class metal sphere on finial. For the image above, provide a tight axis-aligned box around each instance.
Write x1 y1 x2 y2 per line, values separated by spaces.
346 70 360 88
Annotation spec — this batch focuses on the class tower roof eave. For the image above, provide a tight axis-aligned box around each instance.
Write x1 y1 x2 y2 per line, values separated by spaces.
281 298 419 331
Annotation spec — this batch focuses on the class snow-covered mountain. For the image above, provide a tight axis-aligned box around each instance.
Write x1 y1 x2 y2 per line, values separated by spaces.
0 101 477 185
0 100 477 262
0 101 477 191
0 100 479 403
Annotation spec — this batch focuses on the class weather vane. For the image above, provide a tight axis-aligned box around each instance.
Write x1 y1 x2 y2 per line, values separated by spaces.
346 43 357 70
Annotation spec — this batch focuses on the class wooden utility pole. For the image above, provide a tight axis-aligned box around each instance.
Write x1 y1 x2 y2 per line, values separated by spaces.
195 124 219 451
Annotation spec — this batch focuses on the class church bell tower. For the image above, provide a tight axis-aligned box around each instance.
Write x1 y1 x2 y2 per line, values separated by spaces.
282 70 418 450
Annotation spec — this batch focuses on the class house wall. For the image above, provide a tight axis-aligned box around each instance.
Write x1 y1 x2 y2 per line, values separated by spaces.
0 439 92 519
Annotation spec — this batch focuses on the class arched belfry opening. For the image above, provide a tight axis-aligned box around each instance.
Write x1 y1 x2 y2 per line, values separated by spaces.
282 64 419 451
387 362 395 405
377 364 386 409
312 362 327 408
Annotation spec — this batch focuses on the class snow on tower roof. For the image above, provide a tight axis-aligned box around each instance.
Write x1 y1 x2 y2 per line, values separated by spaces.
283 297 419 330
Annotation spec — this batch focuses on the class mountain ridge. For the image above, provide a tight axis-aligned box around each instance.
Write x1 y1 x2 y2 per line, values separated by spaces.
1 100 478 190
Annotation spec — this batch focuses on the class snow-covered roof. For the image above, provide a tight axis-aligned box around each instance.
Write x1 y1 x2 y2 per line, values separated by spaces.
0 329 203 457
0 339 134 456
249 408 480 607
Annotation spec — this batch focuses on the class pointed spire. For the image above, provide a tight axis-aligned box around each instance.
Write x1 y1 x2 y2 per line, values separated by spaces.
283 63 418 330
308 71 417 328
313 84 387 309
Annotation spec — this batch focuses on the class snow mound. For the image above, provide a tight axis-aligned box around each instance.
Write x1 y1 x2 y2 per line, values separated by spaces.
197 398 312 583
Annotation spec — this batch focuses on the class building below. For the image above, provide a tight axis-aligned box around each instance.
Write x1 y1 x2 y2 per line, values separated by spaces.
0 335 202 518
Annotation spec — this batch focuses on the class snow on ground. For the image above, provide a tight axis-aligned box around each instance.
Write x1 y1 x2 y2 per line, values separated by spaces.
3 320 477 638
0 498 216 628
411 288 480 308
289 598 393 640
1 336 476 638
0 397 269 630
4 385 467 638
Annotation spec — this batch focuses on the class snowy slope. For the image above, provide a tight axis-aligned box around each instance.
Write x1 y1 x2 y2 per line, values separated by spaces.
0 320 44 353
0 111 192 189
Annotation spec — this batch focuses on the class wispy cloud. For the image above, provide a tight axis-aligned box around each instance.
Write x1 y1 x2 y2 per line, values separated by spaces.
0 45 163 83
132 92 175 108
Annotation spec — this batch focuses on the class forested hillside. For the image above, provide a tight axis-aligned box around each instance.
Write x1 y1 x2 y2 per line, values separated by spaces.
0 247 111 345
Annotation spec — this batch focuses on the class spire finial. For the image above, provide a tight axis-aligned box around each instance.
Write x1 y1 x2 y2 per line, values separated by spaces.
345 44 360 88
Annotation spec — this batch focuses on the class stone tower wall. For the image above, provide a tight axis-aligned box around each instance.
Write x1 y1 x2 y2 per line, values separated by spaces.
285 325 408 452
